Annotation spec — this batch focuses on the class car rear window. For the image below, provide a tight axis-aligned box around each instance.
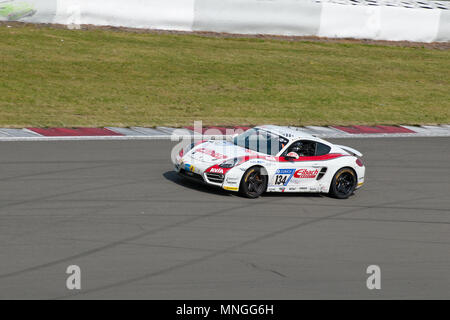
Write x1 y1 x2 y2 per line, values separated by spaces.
316 142 331 156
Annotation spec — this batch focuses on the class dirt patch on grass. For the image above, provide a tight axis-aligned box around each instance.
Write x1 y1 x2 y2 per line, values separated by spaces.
1 21 449 50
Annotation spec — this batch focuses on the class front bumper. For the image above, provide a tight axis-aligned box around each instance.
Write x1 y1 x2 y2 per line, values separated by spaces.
177 166 205 183
174 162 240 192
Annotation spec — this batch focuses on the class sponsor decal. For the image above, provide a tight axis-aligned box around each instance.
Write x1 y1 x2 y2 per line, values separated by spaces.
215 140 232 146
196 148 228 160
209 167 224 174
273 169 296 186
184 163 195 172
276 169 295 175
282 132 294 138
206 164 232 175
294 169 319 179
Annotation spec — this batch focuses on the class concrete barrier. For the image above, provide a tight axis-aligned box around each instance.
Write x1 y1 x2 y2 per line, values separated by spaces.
437 9 450 41
54 0 195 31
318 3 442 42
1 0 448 42
193 0 321 36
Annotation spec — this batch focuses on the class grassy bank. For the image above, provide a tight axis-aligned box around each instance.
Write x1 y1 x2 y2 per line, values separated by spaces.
0 23 449 127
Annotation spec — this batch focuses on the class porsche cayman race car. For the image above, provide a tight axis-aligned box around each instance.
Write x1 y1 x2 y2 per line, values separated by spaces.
174 125 365 199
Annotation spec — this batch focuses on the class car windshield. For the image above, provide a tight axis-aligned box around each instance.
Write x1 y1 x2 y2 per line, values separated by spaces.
233 128 289 156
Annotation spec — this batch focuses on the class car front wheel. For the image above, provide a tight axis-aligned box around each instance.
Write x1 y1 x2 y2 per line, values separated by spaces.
240 167 267 199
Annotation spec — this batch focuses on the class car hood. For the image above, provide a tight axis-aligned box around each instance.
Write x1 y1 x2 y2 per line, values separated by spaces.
185 140 261 165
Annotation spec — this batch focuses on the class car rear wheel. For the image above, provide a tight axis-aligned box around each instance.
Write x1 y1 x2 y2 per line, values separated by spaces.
240 167 267 199
329 168 356 199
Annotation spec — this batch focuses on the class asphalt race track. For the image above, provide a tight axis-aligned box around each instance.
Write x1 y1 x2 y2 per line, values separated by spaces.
0 137 449 299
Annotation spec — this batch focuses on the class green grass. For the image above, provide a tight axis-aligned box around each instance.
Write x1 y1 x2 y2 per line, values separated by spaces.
0 24 449 128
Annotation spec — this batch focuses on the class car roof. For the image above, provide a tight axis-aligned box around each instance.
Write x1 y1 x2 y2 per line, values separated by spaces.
256 125 317 141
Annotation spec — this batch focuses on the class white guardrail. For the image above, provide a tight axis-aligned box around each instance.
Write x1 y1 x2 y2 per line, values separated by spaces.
1 0 449 42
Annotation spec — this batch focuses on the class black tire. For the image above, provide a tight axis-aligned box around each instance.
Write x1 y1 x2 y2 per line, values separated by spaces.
329 168 357 199
240 167 267 199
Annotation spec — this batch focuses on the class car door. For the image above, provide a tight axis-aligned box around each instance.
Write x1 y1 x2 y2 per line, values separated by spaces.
270 140 323 192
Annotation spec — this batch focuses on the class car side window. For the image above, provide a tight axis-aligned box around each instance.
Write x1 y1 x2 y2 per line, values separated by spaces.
315 142 331 156
284 140 316 157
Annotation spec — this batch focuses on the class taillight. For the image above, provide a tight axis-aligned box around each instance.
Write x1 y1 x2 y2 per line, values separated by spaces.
179 149 184 157
356 158 364 167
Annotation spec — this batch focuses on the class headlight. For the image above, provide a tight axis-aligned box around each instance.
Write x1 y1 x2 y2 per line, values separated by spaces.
219 157 241 168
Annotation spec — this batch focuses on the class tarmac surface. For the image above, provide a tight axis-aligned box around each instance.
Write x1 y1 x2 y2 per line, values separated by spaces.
0 137 449 299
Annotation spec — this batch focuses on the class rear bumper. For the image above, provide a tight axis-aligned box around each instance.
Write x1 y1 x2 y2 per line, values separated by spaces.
355 166 366 189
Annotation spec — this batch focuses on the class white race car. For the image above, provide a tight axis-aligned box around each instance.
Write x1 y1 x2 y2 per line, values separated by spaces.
175 125 365 199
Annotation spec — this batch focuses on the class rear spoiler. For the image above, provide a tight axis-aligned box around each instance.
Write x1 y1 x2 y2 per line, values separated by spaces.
335 145 363 157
